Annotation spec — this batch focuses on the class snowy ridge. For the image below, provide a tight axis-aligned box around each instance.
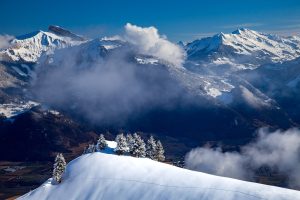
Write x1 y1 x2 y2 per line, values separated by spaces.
181 28 300 99
186 28 300 69
0 27 86 63
0 101 39 118
19 152 300 200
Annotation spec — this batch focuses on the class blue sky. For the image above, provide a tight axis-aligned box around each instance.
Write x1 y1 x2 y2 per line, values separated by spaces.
1 0 300 41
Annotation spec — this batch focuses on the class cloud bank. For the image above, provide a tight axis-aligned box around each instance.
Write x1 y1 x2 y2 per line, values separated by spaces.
185 147 250 180
124 23 185 66
185 128 300 188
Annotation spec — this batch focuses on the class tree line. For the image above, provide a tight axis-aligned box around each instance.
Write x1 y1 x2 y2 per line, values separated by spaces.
52 133 165 183
83 133 165 162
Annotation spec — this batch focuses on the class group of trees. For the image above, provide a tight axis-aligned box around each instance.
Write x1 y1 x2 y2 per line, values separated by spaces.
115 133 165 162
53 133 165 184
83 134 108 154
83 133 165 162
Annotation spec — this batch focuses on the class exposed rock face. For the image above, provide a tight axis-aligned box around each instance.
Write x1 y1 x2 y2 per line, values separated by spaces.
48 25 85 41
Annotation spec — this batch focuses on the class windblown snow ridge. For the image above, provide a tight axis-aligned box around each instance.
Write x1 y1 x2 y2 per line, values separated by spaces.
19 152 300 200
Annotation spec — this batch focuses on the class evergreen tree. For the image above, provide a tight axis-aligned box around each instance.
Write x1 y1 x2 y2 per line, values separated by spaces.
132 133 146 158
53 153 66 183
86 144 96 153
126 133 134 155
114 133 128 155
146 135 157 160
82 146 87 154
155 140 165 162
96 134 107 151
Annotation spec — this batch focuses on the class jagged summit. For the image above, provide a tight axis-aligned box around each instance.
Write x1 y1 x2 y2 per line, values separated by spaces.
232 28 252 34
48 25 85 41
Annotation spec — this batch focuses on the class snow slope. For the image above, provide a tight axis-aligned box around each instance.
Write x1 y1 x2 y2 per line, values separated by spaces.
19 152 300 200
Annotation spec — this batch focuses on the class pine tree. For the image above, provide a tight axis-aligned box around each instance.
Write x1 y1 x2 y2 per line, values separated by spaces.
53 153 66 183
146 135 157 160
126 133 134 155
82 146 87 154
155 140 165 162
96 134 107 151
132 133 146 158
86 144 96 153
114 133 128 155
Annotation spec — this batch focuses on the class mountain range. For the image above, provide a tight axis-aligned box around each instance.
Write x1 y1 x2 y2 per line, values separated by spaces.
0 25 300 162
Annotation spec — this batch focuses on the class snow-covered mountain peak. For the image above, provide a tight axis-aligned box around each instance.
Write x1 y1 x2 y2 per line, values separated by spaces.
219 32 226 37
0 26 86 63
232 28 255 35
185 29 300 69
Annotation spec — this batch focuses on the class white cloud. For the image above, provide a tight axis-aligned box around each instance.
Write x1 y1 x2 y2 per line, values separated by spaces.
185 128 300 188
244 128 300 187
124 23 185 66
0 34 14 49
185 147 250 180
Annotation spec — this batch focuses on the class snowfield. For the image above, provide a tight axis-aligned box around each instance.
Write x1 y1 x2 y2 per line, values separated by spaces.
19 149 300 199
